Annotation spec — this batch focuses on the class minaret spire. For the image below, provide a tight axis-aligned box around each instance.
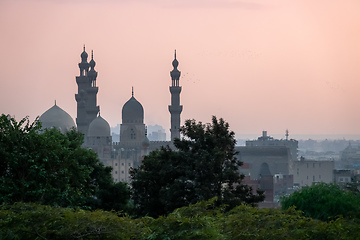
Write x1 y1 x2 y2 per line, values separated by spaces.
169 50 183 141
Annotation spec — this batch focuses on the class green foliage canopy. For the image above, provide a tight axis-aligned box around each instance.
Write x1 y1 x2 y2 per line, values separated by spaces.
130 116 264 217
2 200 360 240
281 182 360 221
0 114 130 210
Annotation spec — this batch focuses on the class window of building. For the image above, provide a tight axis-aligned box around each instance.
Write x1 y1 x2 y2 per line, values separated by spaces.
129 163 131 166
313 176 315 181
115 163 118 166
313 163 315 168
122 162 124 166
115 171 117 174
121 171 124 174
319 175 321 179
130 129 136 140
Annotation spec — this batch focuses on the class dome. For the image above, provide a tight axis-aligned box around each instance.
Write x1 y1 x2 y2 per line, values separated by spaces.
39 103 76 133
89 59 96 68
172 58 179 69
122 96 144 124
89 50 96 68
88 115 111 137
81 50 88 59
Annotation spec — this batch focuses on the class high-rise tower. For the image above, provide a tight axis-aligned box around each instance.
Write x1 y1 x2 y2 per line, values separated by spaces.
168 50 183 141
75 46 99 135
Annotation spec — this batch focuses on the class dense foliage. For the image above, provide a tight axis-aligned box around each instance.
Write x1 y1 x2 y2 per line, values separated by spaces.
281 182 360 221
131 116 264 217
1 200 360 240
0 114 130 210
0 202 145 239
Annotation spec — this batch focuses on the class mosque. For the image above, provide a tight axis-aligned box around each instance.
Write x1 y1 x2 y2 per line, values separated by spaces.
36 47 337 206
39 46 183 182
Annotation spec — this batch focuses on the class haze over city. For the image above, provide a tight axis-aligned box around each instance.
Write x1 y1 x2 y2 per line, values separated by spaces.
1 0 360 140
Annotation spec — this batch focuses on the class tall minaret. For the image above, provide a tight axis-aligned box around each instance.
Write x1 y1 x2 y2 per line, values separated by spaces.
168 50 183 141
75 46 99 135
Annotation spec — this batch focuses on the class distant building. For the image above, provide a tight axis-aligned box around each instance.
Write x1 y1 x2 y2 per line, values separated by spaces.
340 143 360 169
236 146 291 180
236 144 292 206
291 158 334 187
246 131 298 161
333 169 352 185
148 125 166 141
238 131 336 205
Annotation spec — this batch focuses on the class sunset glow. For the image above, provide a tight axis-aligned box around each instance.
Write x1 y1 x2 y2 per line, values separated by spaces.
1 0 359 139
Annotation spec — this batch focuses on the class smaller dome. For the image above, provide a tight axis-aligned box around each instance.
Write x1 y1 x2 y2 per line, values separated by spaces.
122 96 144 124
39 103 76 133
88 115 111 137
81 51 88 59
89 59 96 68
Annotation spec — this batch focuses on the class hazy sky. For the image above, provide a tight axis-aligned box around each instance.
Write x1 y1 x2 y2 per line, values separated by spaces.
1 0 360 139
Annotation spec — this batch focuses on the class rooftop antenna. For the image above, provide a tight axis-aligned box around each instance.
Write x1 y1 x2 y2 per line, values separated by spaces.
285 129 289 140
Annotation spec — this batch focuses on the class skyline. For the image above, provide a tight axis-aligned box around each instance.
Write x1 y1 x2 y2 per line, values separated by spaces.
1 0 360 140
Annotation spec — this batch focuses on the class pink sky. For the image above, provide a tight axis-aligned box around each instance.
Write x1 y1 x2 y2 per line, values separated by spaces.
1 0 360 139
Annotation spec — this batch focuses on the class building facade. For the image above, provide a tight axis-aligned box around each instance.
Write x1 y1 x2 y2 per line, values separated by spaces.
291 159 334 187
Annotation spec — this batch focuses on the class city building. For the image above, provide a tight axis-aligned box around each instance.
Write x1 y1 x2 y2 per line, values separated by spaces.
246 130 298 161
291 158 334 187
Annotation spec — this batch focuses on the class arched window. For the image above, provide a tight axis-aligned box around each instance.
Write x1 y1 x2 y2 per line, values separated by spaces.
130 128 136 140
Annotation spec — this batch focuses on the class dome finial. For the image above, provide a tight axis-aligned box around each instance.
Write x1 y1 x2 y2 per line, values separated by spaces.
91 50 93 60
55 100 56 106
83 44 85 51
132 86 134 97
174 49 177 59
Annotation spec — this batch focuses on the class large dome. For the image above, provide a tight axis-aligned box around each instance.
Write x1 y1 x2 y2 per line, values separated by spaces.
39 104 76 133
88 115 111 137
122 96 144 124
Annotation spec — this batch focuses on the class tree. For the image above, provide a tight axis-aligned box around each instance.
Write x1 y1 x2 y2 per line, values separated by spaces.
0 114 130 210
281 182 360 221
131 116 264 217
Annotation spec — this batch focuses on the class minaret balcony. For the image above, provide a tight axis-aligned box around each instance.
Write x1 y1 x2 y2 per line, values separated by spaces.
169 86 182 94
168 105 183 113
